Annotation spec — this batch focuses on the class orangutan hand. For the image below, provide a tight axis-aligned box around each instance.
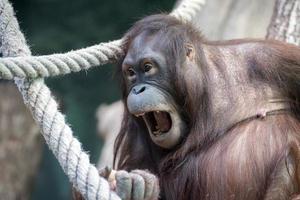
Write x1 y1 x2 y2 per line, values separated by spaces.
109 169 160 200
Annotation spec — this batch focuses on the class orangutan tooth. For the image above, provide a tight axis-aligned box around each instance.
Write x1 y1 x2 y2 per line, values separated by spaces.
153 130 162 135
135 113 145 117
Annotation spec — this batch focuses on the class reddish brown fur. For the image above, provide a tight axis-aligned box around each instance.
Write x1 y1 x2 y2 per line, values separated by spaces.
114 15 300 200
160 115 300 200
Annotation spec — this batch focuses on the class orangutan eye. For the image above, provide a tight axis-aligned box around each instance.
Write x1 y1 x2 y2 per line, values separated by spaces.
144 63 153 73
127 67 136 77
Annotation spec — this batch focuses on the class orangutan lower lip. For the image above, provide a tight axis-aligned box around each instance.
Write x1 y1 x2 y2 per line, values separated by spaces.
141 111 172 136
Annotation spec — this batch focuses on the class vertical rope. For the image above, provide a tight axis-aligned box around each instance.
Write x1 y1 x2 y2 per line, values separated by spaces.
0 0 120 199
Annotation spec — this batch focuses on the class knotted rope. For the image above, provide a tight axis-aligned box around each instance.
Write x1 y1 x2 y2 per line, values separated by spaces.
0 0 205 199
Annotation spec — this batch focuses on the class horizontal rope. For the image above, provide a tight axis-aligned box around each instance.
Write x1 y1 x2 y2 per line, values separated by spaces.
0 0 205 80
0 39 124 80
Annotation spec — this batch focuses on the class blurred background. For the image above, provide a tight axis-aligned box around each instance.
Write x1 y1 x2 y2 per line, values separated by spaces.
0 0 275 199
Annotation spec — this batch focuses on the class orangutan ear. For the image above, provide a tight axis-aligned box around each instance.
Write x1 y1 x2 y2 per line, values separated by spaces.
185 43 196 62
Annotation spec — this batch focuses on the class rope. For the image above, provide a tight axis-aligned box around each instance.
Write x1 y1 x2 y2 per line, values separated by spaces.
0 0 205 199
0 1 120 199
170 0 206 22
0 39 123 79
0 0 205 80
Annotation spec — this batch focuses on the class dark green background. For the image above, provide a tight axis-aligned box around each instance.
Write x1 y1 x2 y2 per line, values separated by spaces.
10 0 174 199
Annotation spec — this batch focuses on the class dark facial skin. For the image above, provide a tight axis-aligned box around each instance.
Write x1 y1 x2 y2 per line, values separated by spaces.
122 32 171 95
122 32 186 149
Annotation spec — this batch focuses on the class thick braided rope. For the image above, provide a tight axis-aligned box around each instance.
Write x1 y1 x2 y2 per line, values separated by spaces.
0 0 205 80
16 78 120 200
170 0 206 22
0 39 124 80
0 1 120 199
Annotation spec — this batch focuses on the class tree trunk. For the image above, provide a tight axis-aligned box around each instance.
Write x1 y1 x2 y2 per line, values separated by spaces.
0 0 44 198
181 0 275 40
0 81 43 200
267 0 300 45
96 101 123 168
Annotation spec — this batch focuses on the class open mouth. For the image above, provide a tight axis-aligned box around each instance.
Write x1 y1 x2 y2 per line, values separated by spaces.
133 109 184 148
139 111 172 136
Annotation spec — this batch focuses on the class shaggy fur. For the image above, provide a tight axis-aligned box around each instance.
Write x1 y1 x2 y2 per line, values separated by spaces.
114 14 300 200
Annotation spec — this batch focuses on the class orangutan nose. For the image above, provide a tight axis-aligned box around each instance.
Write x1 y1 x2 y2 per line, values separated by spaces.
132 84 146 95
